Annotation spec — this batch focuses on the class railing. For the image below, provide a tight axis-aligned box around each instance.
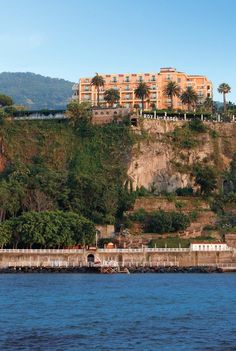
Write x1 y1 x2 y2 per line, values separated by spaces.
13 112 66 120
0 249 84 254
0 248 190 253
2 262 236 270
0 247 233 254
98 248 190 253
142 111 236 123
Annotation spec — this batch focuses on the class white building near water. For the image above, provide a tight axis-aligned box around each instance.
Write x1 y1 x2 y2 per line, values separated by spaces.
190 242 231 251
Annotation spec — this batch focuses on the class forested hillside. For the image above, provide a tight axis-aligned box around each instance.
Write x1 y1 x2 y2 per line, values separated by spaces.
0 114 236 249
0 119 136 247
0 72 74 110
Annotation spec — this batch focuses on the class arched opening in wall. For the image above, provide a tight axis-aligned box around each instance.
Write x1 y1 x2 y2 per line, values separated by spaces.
131 118 138 126
87 254 95 265
222 179 233 194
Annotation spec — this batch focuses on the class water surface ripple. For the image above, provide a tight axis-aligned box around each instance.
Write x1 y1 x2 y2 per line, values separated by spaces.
0 273 236 350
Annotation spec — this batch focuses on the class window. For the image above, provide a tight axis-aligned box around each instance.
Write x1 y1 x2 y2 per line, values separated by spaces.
84 94 90 100
177 78 181 83
167 75 172 80
125 76 130 82
112 77 117 82
84 85 90 91
126 94 130 100
138 76 143 82
152 85 156 90
151 75 156 81
85 79 89 83
126 85 130 90
152 93 156 99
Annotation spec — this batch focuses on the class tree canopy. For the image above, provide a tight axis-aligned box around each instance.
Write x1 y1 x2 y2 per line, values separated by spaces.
218 83 231 113
66 101 92 127
163 81 180 110
104 89 120 107
180 87 198 111
0 94 14 107
134 82 150 110
91 73 105 106
0 211 96 249
193 165 217 194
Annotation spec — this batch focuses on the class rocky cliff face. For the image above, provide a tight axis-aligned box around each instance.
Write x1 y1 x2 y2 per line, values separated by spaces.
128 120 236 192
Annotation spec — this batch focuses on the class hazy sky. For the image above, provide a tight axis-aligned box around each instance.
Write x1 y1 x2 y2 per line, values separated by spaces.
0 0 235 101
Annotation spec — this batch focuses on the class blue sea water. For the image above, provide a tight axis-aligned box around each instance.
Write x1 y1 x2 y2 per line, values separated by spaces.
0 274 236 351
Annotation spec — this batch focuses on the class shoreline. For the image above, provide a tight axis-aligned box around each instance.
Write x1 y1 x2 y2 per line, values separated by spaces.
0 266 228 274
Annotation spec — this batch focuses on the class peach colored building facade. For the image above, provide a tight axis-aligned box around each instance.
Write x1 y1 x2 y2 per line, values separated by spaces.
72 67 213 110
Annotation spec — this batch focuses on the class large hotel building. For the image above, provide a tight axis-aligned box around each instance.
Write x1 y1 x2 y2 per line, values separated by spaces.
72 67 213 110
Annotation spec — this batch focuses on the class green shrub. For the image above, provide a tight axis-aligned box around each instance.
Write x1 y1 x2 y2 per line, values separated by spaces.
129 208 147 222
188 119 207 133
129 209 190 233
175 187 194 196
135 186 150 197
193 164 217 194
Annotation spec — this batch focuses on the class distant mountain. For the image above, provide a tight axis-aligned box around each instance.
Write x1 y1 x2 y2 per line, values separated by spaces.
0 72 74 110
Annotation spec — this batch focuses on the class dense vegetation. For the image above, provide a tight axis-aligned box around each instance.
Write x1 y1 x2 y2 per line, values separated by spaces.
0 72 73 109
0 211 95 249
128 209 190 233
0 101 235 248
0 117 135 247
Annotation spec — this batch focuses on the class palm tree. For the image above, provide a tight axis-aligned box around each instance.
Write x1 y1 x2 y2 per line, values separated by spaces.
104 88 120 107
163 81 181 110
91 73 105 106
218 83 231 113
203 97 214 114
180 87 198 111
134 82 150 110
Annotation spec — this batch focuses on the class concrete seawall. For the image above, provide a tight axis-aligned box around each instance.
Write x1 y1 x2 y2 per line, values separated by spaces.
1 248 236 270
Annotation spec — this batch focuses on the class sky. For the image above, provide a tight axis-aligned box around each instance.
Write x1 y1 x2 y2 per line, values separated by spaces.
0 0 235 101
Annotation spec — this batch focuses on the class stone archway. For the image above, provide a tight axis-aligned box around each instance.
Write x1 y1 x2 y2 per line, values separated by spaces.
87 254 95 266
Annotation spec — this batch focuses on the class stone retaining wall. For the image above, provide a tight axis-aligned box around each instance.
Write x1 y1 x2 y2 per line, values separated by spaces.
0 250 235 269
